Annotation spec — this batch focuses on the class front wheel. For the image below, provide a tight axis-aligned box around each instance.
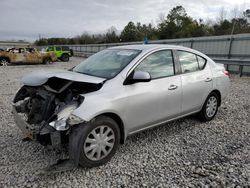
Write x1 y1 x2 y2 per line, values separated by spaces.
0 58 10 66
69 116 120 168
199 92 219 121
60 54 69 62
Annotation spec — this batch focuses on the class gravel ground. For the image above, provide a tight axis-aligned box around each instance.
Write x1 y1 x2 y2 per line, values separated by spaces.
0 57 249 187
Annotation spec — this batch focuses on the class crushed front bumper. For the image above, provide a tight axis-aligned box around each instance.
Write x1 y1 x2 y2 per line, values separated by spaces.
12 104 34 139
12 104 65 146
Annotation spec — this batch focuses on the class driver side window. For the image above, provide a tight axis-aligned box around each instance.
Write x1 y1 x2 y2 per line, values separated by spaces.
134 50 175 79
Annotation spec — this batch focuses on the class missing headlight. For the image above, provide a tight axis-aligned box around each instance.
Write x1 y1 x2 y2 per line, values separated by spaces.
49 103 78 131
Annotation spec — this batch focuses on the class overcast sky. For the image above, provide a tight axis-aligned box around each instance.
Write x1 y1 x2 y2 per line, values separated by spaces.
0 0 249 42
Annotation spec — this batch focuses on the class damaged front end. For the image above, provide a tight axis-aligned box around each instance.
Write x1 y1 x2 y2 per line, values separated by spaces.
12 73 103 146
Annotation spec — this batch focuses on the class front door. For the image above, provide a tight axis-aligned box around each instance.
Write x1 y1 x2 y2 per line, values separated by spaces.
24 51 41 64
124 50 182 133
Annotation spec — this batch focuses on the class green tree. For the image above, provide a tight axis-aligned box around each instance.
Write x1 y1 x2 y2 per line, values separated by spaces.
105 26 120 43
213 19 232 35
136 23 158 40
158 6 200 39
120 21 141 42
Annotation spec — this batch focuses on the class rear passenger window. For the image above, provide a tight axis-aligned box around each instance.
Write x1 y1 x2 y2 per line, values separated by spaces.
177 51 199 73
197 56 206 70
135 50 174 79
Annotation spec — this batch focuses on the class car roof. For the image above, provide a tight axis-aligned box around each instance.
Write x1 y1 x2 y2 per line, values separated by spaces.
110 44 210 59
109 44 191 51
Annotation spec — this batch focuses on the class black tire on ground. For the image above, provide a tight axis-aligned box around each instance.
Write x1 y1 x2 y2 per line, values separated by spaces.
69 116 120 168
198 92 219 122
43 58 51 64
60 54 70 62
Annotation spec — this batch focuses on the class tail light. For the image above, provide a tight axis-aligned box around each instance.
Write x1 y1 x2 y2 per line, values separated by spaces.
223 70 230 76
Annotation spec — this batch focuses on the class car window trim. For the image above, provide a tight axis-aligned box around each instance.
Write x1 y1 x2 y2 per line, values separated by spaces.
175 50 207 74
196 55 207 70
172 49 182 75
125 49 177 81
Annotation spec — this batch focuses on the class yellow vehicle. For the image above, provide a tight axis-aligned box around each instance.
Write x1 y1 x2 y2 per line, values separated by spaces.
0 47 57 66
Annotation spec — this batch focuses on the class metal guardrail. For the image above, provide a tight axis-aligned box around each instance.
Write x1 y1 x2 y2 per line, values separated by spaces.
34 34 250 76
36 33 250 60
214 59 250 77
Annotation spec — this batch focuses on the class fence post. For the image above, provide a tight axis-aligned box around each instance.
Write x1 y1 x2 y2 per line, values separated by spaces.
190 40 194 49
228 37 234 59
239 65 243 77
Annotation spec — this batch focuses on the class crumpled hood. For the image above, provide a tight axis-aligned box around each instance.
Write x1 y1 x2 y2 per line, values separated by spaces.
22 70 106 86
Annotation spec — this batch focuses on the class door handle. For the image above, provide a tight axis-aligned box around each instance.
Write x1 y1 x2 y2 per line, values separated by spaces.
205 78 212 82
168 85 178 90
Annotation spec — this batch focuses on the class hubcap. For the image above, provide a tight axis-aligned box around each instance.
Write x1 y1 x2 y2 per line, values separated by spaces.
206 96 217 118
83 126 115 161
0 59 8 66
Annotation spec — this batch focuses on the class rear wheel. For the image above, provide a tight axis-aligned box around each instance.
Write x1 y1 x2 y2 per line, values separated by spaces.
69 116 120 168
43 58 51 64
61 54 69 62
199 92 219 121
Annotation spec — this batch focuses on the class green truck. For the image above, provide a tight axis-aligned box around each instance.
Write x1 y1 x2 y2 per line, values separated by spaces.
46 46 73 62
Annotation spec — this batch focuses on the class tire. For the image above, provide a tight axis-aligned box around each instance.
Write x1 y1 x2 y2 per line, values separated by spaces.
60 54 69 62
43 58 51 65
69 116 120 168
199 92 219 122
0 58 10 66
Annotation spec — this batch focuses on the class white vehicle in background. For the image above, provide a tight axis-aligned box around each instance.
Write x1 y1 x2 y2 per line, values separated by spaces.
13 45 230 167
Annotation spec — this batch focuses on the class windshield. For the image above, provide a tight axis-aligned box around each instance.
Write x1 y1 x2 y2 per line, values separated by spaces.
73 49 141 79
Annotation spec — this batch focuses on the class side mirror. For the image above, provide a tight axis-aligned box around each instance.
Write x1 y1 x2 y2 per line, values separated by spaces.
124 71 151 85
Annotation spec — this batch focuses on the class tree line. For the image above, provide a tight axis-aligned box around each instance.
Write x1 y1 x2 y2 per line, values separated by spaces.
35 6 250 46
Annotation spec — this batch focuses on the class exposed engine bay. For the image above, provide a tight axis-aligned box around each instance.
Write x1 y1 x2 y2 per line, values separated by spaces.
13 76 103 146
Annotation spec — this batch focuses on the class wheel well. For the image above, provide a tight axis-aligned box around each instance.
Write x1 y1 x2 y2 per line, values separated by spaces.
211 90 221 106
61 53 69 57
98 113 125 144
43 57 51 63
0 56 10 62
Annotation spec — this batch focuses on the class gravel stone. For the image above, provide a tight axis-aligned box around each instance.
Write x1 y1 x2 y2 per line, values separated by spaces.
0 57 250 187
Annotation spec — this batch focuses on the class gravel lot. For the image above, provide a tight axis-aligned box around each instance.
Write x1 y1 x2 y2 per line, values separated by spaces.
0 57 249 187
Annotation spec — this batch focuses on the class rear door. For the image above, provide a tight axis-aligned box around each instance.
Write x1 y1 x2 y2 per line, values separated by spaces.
175 50 213 114
13 48 26 63
124 50 182 133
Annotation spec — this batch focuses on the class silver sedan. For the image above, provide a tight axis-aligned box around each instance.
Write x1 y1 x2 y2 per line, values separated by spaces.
13 45 230 167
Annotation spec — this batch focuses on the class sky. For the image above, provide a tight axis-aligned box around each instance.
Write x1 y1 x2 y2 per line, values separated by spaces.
0 0 249 42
